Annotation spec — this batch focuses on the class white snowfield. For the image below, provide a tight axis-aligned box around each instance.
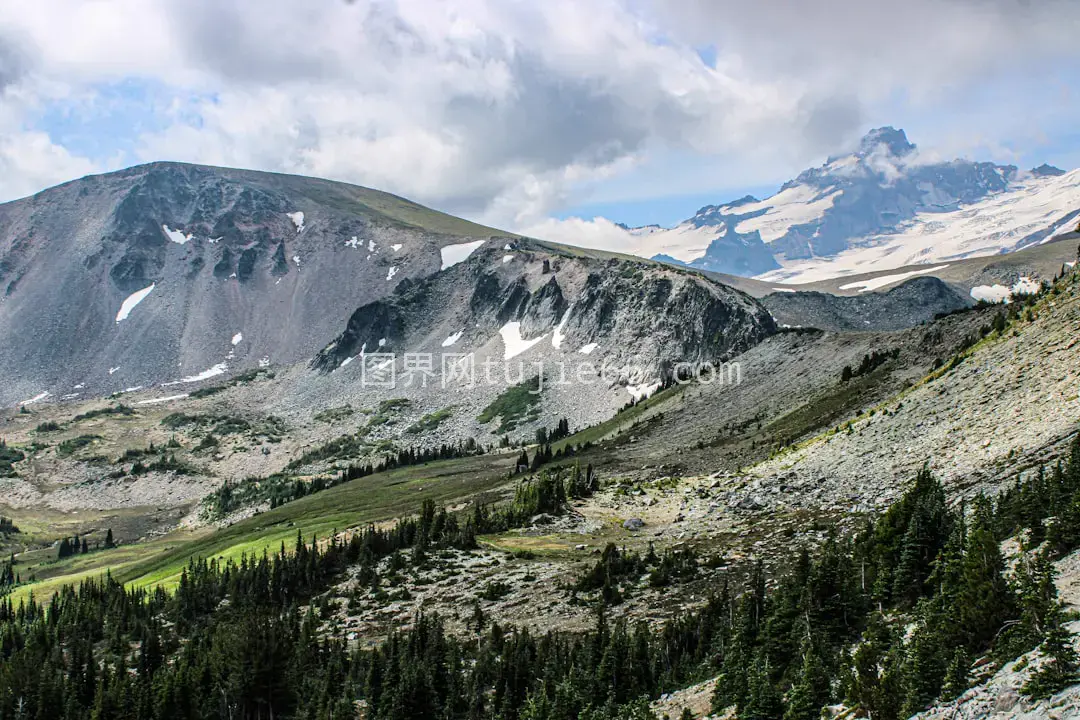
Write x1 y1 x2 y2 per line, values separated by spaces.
730 186 843 242
161 363 228 387
551 310 571 350
761 170 1080 284
287 211 305 232
838 265 950 293
116 283 155 323
970 276 1044 303
441 330 464 348
440 240 486 270
161 225 193 245
231 332 243 346
136 394 189 405
498 321 545 360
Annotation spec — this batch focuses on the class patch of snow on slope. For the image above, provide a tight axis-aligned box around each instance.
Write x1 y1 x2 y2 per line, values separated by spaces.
287 212 304 232
499 322 545 360
293 255 301 267
231 333 243 346
771 288 797 293
108 367 120 375
386 266 397 281
837 265 950 293
440 240 486 270
1012 276 1042 295
578 342 599 355
970 284 1012 303
346 236 360 249
627 381 660 402
137 394 188 405
162 225 192 245
368 238 376 252
503 255 513 263
19 392 49 406
116 283 155 323
733 186 844 243
391 244 402 251
970 276 1045 303
442 330 464 347
162 363 228 387
761 170 1080 284
552 310 571 350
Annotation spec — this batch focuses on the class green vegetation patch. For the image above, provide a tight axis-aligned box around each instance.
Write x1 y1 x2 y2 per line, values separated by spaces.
477 376 542 433
56 435 101 457
406 408 453 434
71 404 135 423
0 440 25 477
314 405 356 424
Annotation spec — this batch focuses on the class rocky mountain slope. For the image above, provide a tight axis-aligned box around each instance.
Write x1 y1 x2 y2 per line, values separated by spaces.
563 127 1080 282
0 162 513 407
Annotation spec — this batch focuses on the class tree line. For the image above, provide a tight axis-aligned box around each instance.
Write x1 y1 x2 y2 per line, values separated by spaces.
0 441 1077 719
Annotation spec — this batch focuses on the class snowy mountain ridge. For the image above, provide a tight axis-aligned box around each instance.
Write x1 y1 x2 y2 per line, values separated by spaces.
562 128 1079 284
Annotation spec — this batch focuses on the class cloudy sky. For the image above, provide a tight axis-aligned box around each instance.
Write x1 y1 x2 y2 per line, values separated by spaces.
1 0 1078 236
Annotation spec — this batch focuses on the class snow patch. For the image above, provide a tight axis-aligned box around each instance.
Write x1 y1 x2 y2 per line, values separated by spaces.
626 381 660 402
231 332 243 346
499 322 546 360
19 391 50 406
108 367 120 375
162 225 193 245
368 238 376 252
137 394 188 405
346 236 360 249
258 356 271 368
578 343 599 355
970 276 1044 304
552 309 571 350
440 240 486 270
391 244 402 252
502 254 513 264
287 211 305 232
116 283 155 323
162 363 228 387
292 255 301 267
442 330 464 348
378 338 387 347
837 265 950 293
386 266 398 281
771 288 797 293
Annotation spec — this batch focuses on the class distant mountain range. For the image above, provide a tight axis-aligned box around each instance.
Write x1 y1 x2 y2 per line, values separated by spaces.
572 127 1080 283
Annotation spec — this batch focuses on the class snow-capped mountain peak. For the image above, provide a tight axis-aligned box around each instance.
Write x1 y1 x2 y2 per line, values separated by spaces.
541 127 1079 283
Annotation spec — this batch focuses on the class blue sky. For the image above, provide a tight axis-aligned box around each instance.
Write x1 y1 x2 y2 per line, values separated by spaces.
1 0 1079 233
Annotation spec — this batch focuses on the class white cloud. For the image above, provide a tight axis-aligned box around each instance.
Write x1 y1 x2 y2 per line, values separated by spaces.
0 0 1077 219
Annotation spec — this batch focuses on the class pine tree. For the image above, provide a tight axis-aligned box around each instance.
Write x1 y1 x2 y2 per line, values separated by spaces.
940 647 969 700
783 637 831 720
1021 602 1079 699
